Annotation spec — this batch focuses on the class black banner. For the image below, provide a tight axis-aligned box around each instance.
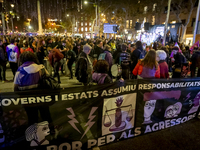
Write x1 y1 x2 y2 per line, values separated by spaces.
0 78 199 150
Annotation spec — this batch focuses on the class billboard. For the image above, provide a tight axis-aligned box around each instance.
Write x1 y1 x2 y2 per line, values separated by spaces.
103 24 117 33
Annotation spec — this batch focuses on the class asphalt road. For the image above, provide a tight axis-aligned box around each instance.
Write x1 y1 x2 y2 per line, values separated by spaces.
0 68 83 93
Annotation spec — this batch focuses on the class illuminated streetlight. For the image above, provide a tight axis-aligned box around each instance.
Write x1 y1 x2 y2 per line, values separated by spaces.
84 1 88 4
27 19 31 22
10 4 14 8
103 18 105 21
28 26 32 29
101 13 104 16
60 19 62 21
67 14 69 17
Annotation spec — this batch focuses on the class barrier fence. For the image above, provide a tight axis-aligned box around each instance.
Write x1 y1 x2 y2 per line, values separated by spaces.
0 78 200 150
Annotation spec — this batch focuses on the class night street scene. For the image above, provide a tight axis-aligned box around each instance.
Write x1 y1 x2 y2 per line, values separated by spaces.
0 0 200 150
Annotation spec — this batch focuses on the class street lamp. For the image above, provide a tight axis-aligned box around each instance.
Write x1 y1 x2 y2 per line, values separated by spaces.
10 4 14 33
29 26 32 29
27 18 31 22
84 0 98 37
66 14 76 37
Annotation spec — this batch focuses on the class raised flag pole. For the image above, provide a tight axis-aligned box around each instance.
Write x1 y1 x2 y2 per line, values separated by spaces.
193 0 200 44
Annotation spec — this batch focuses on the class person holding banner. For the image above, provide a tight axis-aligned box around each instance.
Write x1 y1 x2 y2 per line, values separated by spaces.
13 51 53 129
75 45 93 86
132 49 160 79
190 47 200 77
92 60 113 84
156 50 169 79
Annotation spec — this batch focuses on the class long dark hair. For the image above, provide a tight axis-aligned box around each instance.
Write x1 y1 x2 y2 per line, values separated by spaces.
37 39 44 52
141 49 158 69
19 51 39 66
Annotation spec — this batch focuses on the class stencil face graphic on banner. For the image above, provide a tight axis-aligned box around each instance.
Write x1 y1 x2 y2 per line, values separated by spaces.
188 91 200 114
143 100 156 124
143 91 181 124
102 93 136 136
25 121 50 146
164 102 182 118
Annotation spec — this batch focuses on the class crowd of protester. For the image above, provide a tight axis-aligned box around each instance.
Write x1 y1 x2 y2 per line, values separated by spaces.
0 34 199 90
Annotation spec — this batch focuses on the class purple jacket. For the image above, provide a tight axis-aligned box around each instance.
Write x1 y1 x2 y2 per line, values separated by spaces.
92 72 112 84
6 44 20 60
103 50 113 68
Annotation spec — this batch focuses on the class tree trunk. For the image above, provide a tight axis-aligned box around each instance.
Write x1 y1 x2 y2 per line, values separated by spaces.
180 25 187 43
180 0 194 43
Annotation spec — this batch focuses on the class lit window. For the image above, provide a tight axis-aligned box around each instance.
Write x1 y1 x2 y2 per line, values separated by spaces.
81 27 83 31
85 22 87 26
81 22 83 26
144 6 147 14
130 20 132 28
126 20 129 28
153 3 157 11
137 19 139 22
89 22 91 26
144 17 146 22
171 21 176 24
74 27 77 31
89 27 91 31
152 16 155 25
85 27 87 31
81 17 83 21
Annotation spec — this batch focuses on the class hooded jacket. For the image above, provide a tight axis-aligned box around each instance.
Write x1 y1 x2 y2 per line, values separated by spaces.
48 49 64 66
92 73 112 84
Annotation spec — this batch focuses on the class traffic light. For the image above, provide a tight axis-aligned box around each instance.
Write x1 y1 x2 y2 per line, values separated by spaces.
5 13 9 21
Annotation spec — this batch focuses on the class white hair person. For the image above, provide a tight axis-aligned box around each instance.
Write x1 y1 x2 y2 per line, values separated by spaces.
156 50 167 61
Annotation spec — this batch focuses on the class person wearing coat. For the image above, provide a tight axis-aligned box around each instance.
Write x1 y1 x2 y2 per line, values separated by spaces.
48 48 64 83
156 50 169 78
132 49 160 79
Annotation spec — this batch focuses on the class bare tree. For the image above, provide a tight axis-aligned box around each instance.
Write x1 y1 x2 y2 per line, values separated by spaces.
171 0 196 43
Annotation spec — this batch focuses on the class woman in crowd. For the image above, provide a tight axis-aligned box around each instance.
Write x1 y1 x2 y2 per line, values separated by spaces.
92 60 113 84
66 44 76 79
20 40 34 54
156 50 169 78
48 48 64 83
36 39 46 64
14 51 53 126
132 49 160 79
171 47 187 78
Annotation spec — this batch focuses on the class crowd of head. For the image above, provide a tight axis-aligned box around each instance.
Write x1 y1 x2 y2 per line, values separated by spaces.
0 35 199 89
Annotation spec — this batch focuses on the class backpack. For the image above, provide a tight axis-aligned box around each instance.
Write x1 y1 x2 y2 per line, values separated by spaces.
98 52 107 60
9 50 17 63
139 50 145 59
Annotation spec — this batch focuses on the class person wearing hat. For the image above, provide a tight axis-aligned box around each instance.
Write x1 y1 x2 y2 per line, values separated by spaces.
75 45 93 85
